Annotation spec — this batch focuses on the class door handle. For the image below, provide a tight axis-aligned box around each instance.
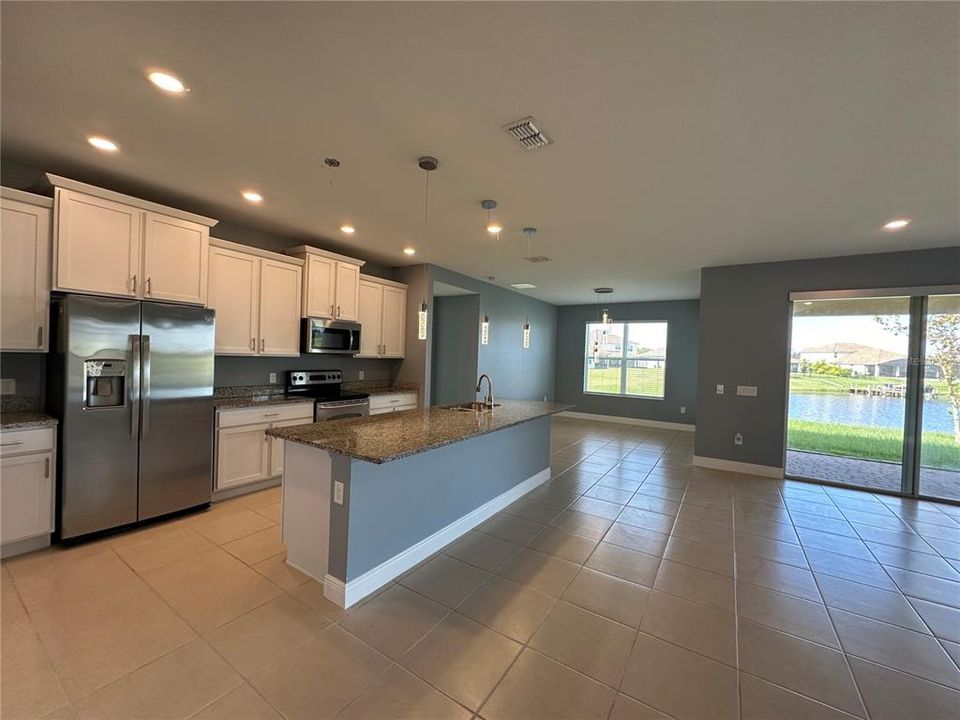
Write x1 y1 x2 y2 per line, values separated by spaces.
131 336 141 439
131 274 138 294
37 325 43 347
141 335 152 438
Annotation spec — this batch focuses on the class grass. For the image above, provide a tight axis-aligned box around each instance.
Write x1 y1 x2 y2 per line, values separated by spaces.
585 367 664 398
789 374 950 395
788 419 960 471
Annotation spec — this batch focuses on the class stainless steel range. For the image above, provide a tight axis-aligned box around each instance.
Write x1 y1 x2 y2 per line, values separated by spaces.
286 370 369 421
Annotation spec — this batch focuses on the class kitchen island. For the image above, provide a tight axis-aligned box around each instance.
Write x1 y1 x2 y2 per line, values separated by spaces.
267 400 570 607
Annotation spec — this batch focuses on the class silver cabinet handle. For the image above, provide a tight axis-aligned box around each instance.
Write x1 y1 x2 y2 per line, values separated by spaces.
141 335 152 438
0 441 23 447
131 274 138 293
263 412 280 418
260 338 265 352
250 338 256 351
337 305 341 317
37 325 43 347
44 457 50 478
329 304 334 316
145 277 152 295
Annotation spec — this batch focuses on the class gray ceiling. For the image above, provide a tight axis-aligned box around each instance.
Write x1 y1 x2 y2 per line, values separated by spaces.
2 2 957 304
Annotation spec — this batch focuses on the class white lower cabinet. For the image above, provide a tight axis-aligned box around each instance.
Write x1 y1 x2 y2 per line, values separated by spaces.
215 404 313 493
1 427 56 552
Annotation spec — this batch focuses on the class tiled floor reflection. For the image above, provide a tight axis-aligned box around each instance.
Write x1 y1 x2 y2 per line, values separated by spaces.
3 417 960 719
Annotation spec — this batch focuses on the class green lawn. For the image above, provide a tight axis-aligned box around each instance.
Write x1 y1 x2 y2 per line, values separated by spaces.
585 367 664 398
789 373 950 395
788 419 960 471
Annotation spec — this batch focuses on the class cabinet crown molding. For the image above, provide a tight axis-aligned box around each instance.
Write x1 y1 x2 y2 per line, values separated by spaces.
360 275 408 290
210 237 304 266
1 187 53 208
46 174 218 228
285 244 366 267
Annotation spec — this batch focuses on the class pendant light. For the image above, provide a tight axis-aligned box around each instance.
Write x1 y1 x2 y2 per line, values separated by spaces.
418 302 429 340
593 287 614 359
522 318 531 349
482 199 502 235
481 314 490 345
418 156 439 224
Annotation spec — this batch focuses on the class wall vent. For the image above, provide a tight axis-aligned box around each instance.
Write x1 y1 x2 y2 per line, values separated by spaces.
523 255 552 263
502 116 552 150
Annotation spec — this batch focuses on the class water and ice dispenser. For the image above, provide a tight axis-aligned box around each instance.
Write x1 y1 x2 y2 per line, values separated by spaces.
83 359 126 409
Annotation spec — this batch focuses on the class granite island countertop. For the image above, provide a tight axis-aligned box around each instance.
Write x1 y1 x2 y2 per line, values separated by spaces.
266 400 572 464
1 412 59 430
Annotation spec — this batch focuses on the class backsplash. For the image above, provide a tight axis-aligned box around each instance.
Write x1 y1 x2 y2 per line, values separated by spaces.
213 354 401 389
0 352 45 413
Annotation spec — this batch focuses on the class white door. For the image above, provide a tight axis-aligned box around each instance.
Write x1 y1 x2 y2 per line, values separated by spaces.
259 260 302 356
208 248 260 355
357 279 383 357
334 262 361 321
0 452 54 543
142 212 208 305
1 199 51 351
304 255 335 318
268 417 313 477
216 424 270 490
381 286 407 358
54 189 141 297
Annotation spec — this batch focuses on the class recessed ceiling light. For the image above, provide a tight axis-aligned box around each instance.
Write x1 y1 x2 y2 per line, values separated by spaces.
340 224 356 234
486 223 503 234
883 218 910 231
87 136 119 153
147 70 187 94
403 247 416 256
510 283 537 290
241 190 263 204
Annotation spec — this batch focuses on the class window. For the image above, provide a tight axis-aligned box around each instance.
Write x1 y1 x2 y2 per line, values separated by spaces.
584 321 668 398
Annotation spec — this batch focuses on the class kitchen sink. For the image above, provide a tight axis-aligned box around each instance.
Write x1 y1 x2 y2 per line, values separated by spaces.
451 401 501 412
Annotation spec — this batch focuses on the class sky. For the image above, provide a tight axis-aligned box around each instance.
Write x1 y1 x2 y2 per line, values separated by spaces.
791 314 909 354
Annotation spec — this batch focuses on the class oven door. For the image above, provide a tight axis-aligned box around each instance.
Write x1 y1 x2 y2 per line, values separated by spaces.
302 319 361 355
315 399 370 422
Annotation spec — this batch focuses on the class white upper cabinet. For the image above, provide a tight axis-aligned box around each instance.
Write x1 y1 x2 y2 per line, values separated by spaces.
286 246 364 321
208 239 303 357
47 175 217 305
208 246 260 355
355 275 407 359
142 212 209 304
1 189 52 352
259 259 302 356
381 285 407 358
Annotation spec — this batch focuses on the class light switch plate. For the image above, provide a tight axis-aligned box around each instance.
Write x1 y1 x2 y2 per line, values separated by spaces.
269 373 277 384
0 378 15 395
716 384 724 395
359 370 365 380
737 385 758 397
680 406 686 414
333 481 344 505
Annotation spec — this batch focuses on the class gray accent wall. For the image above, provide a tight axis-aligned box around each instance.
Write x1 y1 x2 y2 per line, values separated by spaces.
695 247 960 469
329 416 551 581
554 300 699 424
430 295 480 405
213 355 399 388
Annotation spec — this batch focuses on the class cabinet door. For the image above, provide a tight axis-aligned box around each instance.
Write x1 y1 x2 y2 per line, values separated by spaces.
381 286 407 358
357 279 383 357
208 248 260 355
1 198 51 351
216 424 269 490
259 260 302 356
304 255 335 318
55 189 141 297
143 212 208 305
334 262 361 321
1 452 53 543
268 417 313 477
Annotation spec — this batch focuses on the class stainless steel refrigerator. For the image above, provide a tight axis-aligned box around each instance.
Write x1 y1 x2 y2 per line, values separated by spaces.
48 294 215 539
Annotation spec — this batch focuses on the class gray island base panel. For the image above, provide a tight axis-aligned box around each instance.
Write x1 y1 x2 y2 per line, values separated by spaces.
275 405 564 608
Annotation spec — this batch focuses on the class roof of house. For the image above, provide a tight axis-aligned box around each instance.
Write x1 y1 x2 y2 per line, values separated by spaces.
799 342 878 354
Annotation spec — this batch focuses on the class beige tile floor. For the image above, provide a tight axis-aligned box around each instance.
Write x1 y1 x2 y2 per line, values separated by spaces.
3 416 960 719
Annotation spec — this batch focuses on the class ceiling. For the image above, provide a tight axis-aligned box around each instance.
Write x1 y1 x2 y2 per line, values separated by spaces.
2 2 957 304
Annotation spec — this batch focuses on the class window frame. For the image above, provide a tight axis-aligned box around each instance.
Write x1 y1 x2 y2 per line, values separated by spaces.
582 320 668 400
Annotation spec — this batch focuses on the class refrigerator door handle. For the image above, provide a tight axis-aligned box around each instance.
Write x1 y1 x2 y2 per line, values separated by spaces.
142 335 152 438
131 335 141 439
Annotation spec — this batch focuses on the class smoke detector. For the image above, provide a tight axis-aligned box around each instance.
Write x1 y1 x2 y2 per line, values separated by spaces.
502 116 552 150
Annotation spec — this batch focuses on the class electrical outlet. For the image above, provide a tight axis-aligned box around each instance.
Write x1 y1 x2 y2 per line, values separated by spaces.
269 373 277 384
359 370 365 380
734 432 743 446
680 406 686 414
716 384 724 395
737 385 758 397
0 379 15 395
333 481 344 505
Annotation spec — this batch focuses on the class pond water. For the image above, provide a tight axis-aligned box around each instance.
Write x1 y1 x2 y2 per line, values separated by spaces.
788 392 955 434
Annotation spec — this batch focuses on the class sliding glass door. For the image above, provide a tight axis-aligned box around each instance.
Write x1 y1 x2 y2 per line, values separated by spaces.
786 288 959 501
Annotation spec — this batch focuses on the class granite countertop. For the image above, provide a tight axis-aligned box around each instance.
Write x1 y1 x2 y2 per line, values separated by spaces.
213 396 315 411
1 412 59 430
266 400 572 464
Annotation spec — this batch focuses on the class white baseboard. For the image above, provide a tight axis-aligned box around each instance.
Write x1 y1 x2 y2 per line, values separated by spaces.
557 411 695 432
322 467 552 608
693 455 783 478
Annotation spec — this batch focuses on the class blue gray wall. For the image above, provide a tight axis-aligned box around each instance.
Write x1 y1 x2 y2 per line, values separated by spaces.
695 247 960 469
430 295 480 405
554 300 699 425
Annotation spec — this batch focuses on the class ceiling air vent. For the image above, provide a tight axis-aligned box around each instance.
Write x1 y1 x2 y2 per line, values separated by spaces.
523 255 552 263
503 116 552 150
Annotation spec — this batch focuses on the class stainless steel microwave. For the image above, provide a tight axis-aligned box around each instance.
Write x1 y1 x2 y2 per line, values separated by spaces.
301 319 361 355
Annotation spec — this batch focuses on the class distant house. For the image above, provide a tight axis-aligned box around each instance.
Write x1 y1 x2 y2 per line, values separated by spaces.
587 327 665 368
793 342 944 379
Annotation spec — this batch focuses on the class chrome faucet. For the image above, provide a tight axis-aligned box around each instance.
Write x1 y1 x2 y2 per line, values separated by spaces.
476 374 494 407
